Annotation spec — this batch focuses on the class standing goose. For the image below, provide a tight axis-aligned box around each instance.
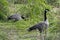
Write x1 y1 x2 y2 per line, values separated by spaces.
28 9 49 33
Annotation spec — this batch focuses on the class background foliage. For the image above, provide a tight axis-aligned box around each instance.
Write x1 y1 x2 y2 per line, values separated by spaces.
0 0 9 20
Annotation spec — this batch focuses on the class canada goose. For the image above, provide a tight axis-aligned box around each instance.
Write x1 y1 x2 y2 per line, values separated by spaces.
28 9 49 33
7 13 25 22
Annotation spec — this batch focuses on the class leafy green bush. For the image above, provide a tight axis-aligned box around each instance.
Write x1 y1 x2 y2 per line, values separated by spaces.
46 0 60 7
0 0 9 20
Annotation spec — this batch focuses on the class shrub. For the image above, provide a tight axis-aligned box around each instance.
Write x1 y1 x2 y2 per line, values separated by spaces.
0 0 9 20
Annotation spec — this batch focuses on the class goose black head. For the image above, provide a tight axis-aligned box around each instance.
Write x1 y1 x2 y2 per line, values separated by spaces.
44 9 50 14
45 9 50 12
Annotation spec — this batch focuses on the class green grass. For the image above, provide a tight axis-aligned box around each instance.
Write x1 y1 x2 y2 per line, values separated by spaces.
0 21 38 40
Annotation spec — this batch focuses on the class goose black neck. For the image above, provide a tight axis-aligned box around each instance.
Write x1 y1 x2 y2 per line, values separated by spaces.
44 11 47 21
